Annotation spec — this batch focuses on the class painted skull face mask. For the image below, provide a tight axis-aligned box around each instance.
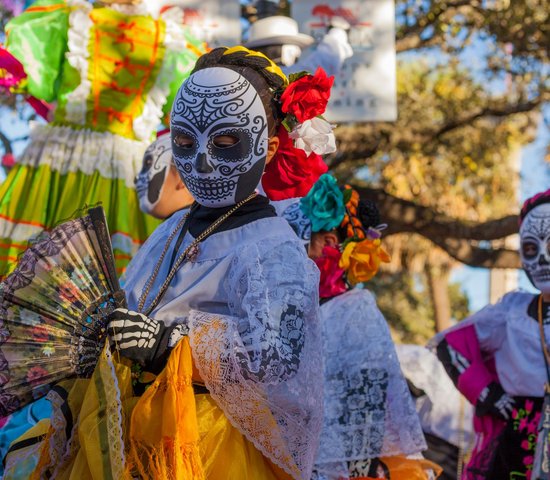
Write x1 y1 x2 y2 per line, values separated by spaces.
135 135 173 215
520 203 550 295
170 67 270 208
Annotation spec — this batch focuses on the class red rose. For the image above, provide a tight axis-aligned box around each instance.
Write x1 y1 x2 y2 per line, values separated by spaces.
315 246 347 299
262 127 328 201
280 68 334 123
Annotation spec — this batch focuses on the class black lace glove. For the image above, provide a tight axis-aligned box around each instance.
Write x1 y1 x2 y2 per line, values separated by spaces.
107 308 188 374
476 382 516 421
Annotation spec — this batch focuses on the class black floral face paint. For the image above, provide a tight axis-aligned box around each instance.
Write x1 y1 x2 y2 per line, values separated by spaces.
170 67 269 207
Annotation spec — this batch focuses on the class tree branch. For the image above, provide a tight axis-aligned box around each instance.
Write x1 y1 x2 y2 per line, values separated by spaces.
430 237 521 268
431 98 544 140
354 185 519 240
396 0 474 52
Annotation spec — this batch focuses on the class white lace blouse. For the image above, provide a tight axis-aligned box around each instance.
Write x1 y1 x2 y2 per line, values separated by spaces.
123 211 323 480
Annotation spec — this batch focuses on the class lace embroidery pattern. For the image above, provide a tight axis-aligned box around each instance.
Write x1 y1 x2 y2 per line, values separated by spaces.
189 238 323 480
316 289 425 471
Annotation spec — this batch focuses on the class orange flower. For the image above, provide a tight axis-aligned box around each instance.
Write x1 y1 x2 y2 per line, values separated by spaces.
339 238 391 285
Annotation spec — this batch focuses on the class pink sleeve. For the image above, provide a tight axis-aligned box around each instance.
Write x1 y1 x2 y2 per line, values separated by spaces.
445 324 498 405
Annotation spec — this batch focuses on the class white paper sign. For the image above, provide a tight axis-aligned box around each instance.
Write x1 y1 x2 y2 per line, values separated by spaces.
292 0 397 123
146 0 241 47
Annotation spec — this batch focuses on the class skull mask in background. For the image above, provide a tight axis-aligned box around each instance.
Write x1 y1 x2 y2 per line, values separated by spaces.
520 203 550 295
135 134 173 215
170 67 269 208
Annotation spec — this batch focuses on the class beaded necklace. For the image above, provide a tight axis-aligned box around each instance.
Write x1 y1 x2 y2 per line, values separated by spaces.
137 192 258 315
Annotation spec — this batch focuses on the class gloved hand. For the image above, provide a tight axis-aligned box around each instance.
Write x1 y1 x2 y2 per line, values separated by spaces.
107 308 188 373
476 382 516 421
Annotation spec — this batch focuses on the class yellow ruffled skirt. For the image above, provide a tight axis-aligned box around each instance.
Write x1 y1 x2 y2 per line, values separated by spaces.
3 338 290 480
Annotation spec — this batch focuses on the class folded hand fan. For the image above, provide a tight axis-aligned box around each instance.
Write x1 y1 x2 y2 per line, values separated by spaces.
0 207 127 417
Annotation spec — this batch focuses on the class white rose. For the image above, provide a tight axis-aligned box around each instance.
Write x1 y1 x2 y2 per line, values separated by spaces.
290 117 337 155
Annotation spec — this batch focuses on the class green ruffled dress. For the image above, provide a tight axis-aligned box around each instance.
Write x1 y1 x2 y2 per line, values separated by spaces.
0 0 205 277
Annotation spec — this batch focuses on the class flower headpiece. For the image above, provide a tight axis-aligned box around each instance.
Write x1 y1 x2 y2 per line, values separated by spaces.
519 188 550 226
262 68 336 200
298 174 391 297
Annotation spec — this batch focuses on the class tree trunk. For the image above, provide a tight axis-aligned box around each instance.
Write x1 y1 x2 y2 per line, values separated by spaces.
425 262 452 332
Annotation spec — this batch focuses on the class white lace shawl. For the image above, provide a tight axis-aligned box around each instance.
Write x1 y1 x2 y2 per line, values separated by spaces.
124 214 323 480
314 289 426 479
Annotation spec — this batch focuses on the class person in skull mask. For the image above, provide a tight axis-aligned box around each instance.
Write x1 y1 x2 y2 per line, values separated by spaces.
113 46 325 480
135 132 194 219
5 47 328 480
432 188 550 479
280 175 440 480
244 15 353 77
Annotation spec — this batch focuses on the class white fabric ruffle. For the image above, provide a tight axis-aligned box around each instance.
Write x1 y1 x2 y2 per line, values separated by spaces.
17 123 147 188
64 0 93 125
0 219 43 244
132 7 186 141
189 238 323 480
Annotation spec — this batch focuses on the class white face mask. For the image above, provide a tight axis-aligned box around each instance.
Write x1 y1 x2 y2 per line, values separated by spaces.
170 67 270 208
135 135 173 215
520 203 550 294
280 44 302 67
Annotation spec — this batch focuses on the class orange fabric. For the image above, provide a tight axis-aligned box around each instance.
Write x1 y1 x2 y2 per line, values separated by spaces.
128 337 204 479
128 337 205 480
356 455 442 480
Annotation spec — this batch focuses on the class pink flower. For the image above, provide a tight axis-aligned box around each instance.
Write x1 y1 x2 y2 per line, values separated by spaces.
527 418 539 435
519 417 529 432
526 399 534 413
521 439 531 451
315 246 347 299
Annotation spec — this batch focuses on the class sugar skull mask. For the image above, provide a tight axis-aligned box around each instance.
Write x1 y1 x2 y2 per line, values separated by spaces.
170 67 269 208
135 135 173 215
520 203 550 294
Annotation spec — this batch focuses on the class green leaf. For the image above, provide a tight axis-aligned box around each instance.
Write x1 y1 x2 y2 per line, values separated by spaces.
342 188 353 204
287 71 311 83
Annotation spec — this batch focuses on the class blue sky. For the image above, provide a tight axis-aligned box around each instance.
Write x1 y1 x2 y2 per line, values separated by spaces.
451 106 550 311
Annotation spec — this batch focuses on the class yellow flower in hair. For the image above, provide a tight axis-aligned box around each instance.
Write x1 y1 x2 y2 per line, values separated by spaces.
339 238 391 286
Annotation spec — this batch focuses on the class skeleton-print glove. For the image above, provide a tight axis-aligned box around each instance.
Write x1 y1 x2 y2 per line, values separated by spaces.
476 382 516 421
107 308 188 374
